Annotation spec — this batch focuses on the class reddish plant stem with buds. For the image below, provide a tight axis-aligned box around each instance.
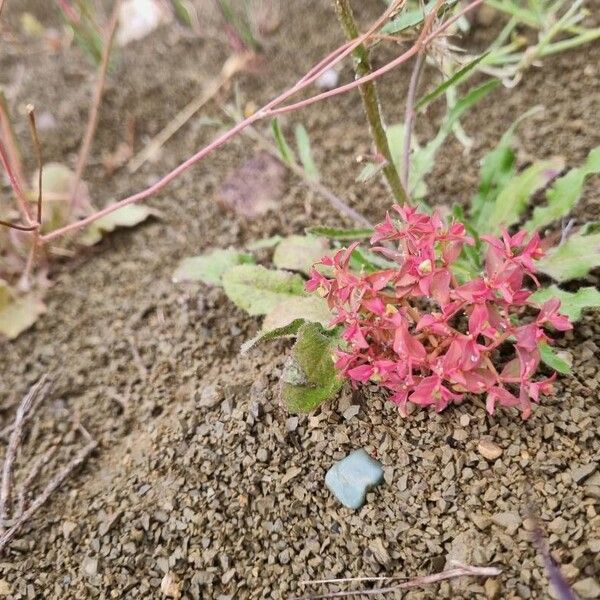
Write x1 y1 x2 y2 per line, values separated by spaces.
40 0 483 244
0 139 34 226
69 0 122 214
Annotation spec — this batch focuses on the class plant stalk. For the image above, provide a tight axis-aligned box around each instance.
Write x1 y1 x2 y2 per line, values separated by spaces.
333 0 409 205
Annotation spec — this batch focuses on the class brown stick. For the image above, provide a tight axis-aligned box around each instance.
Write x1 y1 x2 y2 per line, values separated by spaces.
0 436 97 554
69 0 122 213
26 105 43 225
0 376 50 534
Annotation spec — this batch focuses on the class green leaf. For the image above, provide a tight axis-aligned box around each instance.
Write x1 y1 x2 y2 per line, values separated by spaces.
305 226 373 241
411 79 500 199
273 235 330 275
240 318 305 354
241 296 332 353
262 296 331 332
222 264 306 316
170 0 193 27
470 106 543 224
350 247 395 273
271 118 295 165
295 124 320 182
539 342 572 375
356 162 384 183
172 248 254 285
281 322 342 413
525 146 600 232
0 282 45 340
537 231 600 282
381 0 457 34
530 285 600 322
476 157 564 234
79 205 158 246
246 235 283 250
416 53 489 111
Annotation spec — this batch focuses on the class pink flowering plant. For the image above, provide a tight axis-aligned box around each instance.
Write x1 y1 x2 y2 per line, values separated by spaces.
306 205 572 418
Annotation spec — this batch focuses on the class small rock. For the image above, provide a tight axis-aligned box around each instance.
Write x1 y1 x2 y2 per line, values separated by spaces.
197 385 222 408
459 414 470 427
491 512 521 535
571 462 598 484
478 439 503 461
161 572 181 598
325 449 384 509
342 405 360 421
0 580 11 596
256 448 269 462
83 557 98 577
315 67 339 90
484 577 500 599
285 417 298 432
573 577 600 599
62 521 77 540
368 538 390 566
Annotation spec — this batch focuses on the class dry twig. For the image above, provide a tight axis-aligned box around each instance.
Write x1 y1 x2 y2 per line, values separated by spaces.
0 375 51 534
295 563 502 599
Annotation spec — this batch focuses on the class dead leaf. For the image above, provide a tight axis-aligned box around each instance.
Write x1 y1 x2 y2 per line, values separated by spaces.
216 151 286 219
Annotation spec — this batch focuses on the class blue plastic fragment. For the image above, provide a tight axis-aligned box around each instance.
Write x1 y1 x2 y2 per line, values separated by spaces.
325 449 384 509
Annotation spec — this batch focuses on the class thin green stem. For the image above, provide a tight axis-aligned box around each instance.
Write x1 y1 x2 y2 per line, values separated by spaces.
333 0 409 205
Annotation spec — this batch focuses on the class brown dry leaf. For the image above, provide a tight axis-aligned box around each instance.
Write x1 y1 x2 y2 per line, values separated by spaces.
216 151 286 219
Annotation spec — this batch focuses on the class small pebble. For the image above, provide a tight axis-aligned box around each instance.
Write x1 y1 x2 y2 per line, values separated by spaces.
325 449 384 510
161 572 181 598
478 439 503 461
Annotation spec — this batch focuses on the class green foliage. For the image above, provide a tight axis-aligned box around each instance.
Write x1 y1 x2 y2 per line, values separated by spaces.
526 146 600 232
295 125 320 182
246 235 283 250
0 282 45 340
271 118 295 165
240 318 306 354
280 322 342 413
262 296 331 332
59 0 104 66
305 226 373 241
416 53 490 112
381 0 457 34
531 285 600 322
172 248 254 285
475 157 564 235
79 205 157 246
539 342 572 375
272 235 329 275
537 230 600 282
221 264 306 316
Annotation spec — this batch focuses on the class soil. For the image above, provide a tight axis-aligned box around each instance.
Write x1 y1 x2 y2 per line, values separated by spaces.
1 1 599 599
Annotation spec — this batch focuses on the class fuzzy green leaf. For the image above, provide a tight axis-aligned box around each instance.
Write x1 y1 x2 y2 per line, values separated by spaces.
526 146 600 232
271 118 295 165
476 157 564 234
530 285 600 322
305 226 373 241
241 296 332 353
262 296 331 332
172 248 254 285
281 322 342 413
222 264 306 316
273 235 330 275
0 282 45 340
539 342 572 375
79 205 158 246
295 124 320 182
537 231 600 282
240 318 305 354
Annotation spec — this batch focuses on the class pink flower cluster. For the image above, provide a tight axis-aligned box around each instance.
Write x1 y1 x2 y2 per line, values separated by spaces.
307 206 571 418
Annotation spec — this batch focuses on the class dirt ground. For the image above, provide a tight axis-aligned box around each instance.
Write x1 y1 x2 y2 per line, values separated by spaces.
0 1 599 599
